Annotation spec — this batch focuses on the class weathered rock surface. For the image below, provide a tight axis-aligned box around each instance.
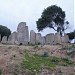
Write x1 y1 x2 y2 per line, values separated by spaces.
41 36 46 45
54 33 61 44
62 34 69 43
1 36 7 44
46 33 55 44
36 33 41 44
30 30 36 44
17 22 29 45
8 32 18 44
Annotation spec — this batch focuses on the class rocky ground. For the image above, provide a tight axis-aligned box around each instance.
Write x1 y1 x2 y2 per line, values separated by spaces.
0 44 75 75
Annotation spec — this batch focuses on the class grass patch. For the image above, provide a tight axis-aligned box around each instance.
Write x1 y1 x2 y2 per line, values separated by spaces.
20 53 75 74
33 45 42 50
60 45 75 51
41 52 49 57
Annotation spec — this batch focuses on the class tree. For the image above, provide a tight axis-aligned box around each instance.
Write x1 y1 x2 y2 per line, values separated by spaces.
0 25 11 39
36 5 69 36
67 31 74 40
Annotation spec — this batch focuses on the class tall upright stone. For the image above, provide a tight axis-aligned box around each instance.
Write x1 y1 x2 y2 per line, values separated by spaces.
54 33 61 44
46 33 55 44
8 32 18 44
41 36 46 45
17 22 29 45
30 30 36 44
62 34 69 43
0 34 1 42
1 36 7 44
36 33 41 44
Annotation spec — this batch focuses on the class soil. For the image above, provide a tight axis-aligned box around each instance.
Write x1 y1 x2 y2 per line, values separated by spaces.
0 44 75 75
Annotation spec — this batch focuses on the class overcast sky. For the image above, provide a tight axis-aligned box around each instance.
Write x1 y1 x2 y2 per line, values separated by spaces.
0 0 74 36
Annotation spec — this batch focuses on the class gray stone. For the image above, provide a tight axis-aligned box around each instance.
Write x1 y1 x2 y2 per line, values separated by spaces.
8 32 18 44
54 33 61 44
1 36 7 44
17 22 29 45
62 34 69 43
30 30 36 44
36 33 41 44
41 36 46 45
46 33 55 44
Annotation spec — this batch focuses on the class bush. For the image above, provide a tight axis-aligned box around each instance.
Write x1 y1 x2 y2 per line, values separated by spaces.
0 25 11 39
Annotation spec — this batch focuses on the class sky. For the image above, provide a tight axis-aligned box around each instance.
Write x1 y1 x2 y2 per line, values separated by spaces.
0 0 74 36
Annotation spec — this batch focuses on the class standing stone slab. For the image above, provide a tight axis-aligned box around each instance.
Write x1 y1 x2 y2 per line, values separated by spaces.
1 36 7 44
17 22 29 45
41 36 46 45
46 33 55 44
8 32 18 44
62 34 69 43
36 33 41 44
30 30 36 44
54 33 61 44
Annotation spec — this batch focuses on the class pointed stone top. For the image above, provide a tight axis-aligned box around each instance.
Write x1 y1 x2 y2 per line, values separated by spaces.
17 22 27 32
30 30 35 32
18 22 26 26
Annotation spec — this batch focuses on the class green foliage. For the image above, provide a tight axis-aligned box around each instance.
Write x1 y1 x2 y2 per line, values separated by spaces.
13 65 20 75
33 45 42 50
67 51 75 58
36 5 68 36
0 25 11 39
33 45 39 49
20 53 75 74
60 45 75 50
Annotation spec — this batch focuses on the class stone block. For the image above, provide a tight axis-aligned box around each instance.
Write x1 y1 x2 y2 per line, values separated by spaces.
1 36 7 44
30 30 36 44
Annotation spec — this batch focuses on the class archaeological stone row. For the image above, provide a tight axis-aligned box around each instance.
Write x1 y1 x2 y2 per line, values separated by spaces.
0 22 69 45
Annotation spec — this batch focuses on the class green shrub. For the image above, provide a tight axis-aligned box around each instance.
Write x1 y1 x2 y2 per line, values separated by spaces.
51 57 59 63
17 53 75 74
33 45 38 49
41 52 49 57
